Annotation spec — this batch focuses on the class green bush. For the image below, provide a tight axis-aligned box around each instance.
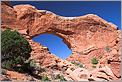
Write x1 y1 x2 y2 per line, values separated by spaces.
1 29 32 71
26 59 40 74
55 74 66 81
29 59 37 68
41 75 50 81
71 61 83 68
91 58 99 65
22 59 46 75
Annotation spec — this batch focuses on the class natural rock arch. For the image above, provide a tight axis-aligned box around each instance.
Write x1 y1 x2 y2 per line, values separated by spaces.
2 4 118 53
1 2 121 78
32 33 73 60
32 32 72 49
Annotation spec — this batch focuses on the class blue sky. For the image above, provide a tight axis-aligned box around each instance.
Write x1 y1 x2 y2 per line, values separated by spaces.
11 1 121 59
32 34 72 59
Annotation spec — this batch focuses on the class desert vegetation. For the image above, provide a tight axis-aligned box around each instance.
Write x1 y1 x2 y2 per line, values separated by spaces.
41 75 50 81
1 28 32 72
71 61 83 68
55 74 66 81
1 29 48 81
91 57 99 65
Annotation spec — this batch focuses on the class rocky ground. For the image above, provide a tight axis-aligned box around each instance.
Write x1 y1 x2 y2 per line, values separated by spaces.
1 1 121 81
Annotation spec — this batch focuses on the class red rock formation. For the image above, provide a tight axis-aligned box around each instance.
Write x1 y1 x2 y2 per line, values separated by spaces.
1 1 121 80
1 1 21 29
0 70 39 81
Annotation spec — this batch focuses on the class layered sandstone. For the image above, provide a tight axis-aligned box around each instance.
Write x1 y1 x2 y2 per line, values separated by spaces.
1 1 121 81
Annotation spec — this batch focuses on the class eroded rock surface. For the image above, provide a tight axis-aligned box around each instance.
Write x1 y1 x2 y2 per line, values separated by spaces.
1 1 121 81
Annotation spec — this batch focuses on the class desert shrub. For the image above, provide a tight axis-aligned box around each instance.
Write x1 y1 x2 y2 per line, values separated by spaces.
22 59 46 75
79 64 83 68
27 59 40 74
91 58 99 65
41 75 50 81
71 61 83 68
29 59 37 68
55 74 66 81
1 29 32 71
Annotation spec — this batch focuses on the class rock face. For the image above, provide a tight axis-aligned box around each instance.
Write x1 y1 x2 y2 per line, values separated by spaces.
1 70 39 81
1 1 121 81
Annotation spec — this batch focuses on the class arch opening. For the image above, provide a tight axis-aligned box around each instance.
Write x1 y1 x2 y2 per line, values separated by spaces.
32 33 72 59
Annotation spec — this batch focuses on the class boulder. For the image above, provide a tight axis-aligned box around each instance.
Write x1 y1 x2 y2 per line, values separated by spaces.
110 62 121 78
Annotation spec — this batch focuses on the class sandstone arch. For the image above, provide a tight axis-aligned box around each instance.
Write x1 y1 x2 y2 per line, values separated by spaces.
1 2 121 78
31 32 72 49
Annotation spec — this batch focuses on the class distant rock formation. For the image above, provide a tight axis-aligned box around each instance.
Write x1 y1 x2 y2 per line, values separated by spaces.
1 1 121 81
